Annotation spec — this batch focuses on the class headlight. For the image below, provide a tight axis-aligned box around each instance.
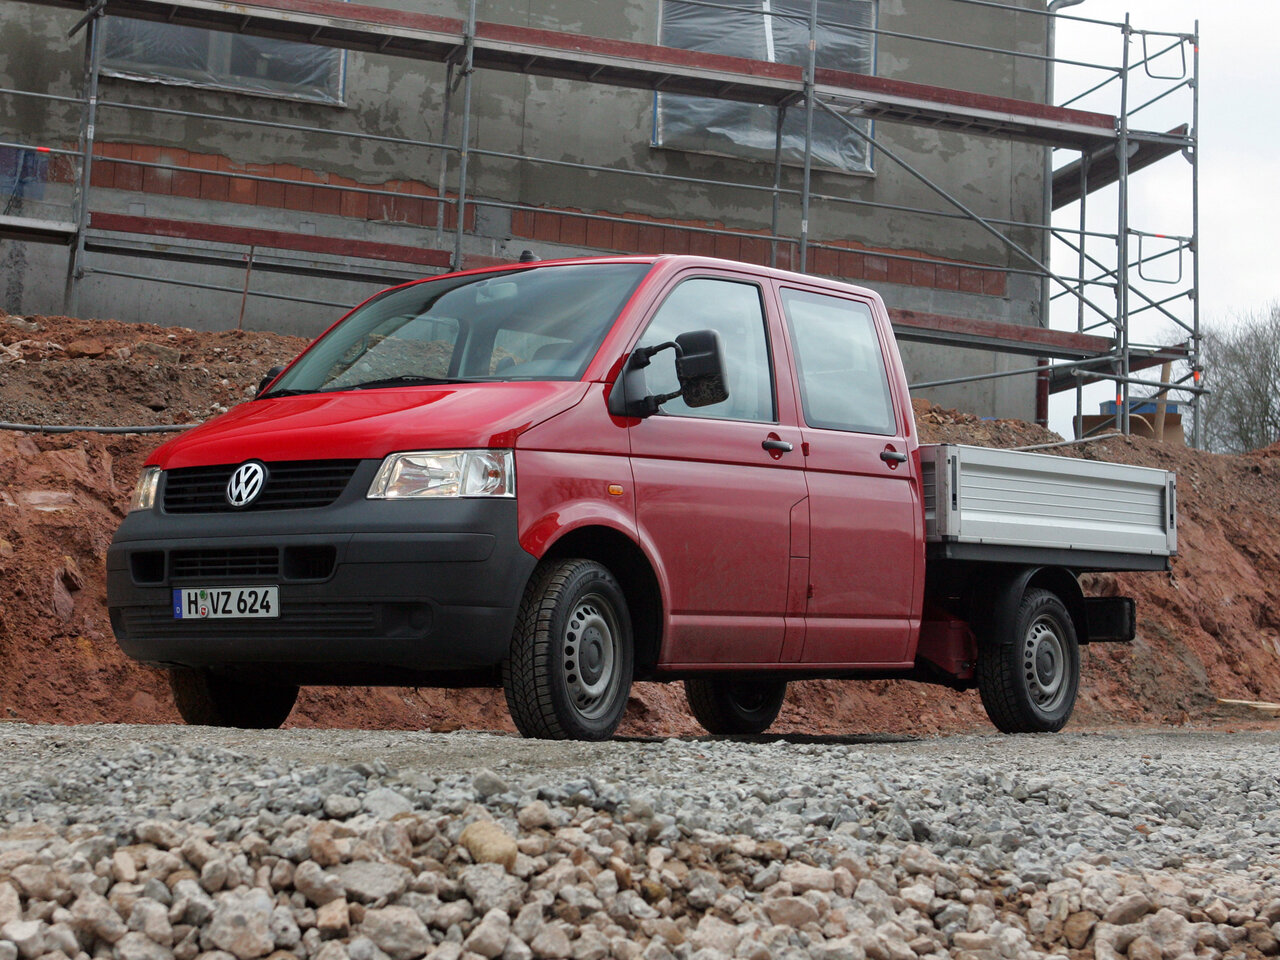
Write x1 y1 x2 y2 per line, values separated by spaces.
128 467 162 512
367 450 515 499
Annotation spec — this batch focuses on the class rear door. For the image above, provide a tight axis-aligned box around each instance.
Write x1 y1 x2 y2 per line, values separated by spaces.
776 284 923 666
626 271 808 666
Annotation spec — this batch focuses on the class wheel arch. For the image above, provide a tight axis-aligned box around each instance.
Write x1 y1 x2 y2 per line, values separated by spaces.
972 565 1086 647
540 525 664 680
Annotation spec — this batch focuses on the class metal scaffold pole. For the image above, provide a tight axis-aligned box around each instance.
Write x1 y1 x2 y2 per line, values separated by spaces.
63 2 104 315
452 0 477 272
797 0 817 273
1190 22 1202 448
770 102 786 269
1116 14 1132 436
1075 152 1089 437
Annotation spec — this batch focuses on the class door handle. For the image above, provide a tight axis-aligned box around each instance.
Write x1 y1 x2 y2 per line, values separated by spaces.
762 438 794 453
880 449 908 464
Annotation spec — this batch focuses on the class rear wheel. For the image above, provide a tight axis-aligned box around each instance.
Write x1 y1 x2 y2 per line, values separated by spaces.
977 587 1079 733
685 677 787 735
503 558 634 741
168 668 298 729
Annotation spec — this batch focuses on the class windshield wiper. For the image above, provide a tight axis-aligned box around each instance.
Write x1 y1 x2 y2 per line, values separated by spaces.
259 387 317 399
345 375 469 390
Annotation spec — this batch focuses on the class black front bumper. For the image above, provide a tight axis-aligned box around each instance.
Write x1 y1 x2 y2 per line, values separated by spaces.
107 461 537 686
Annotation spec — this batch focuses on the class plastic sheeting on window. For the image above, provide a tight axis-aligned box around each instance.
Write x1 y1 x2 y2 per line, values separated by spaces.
656 0 874 174
1 147 48 211
102 19 344 105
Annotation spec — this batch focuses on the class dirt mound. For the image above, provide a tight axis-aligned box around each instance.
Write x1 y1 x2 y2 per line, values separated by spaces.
2 311 1278 734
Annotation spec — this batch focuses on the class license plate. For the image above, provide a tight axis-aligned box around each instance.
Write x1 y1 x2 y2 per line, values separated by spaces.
173 586 279 620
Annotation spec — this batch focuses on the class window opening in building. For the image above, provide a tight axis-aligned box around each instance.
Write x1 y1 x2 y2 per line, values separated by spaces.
656 0 875 174
102 19 345 105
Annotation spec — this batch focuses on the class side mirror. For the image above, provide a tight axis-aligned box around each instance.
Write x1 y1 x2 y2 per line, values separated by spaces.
256 365 286 398
674 329 728 408
606 328 729 419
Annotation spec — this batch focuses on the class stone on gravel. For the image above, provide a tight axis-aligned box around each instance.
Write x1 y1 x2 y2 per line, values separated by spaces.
362 790 413 820
71 892 128 944
294 863 347 907
462 908 509 959
114 930 176 960
763 897 819 927
0 884 20 926
331 862 412 904
528 923 572 960
134 822 183 850
130 899 174 946
460 864 525 914
690 916 740 955
206 888 274 960
459 822 517 873
358 907 431 960
316 899 351 938
472 770 509 800
0 920 44 960
779 864 835 894
1104 893 1152 926
516 802 553 832
325 797 362 820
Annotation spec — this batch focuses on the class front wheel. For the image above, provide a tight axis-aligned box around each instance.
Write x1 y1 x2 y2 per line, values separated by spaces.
977 587 1079 733
168 668 298 729
685 677 787 735
503 558 634 741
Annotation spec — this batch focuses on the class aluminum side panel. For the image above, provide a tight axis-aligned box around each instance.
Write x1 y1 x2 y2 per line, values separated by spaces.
922 444 1176 558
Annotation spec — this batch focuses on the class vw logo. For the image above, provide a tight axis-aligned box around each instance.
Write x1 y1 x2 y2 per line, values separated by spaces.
226 461 268 508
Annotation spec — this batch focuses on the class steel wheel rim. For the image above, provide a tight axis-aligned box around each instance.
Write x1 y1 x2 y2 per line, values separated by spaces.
1023 616 1067 711
562 592 621 721
728 681 772 714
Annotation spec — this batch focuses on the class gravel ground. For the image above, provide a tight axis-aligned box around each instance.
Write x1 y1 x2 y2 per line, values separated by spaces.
1 725 1278 960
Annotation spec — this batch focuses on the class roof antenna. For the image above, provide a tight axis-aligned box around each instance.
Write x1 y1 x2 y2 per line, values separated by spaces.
518 249 538 262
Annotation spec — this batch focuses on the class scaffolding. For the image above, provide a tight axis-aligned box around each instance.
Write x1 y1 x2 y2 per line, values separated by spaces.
0 0 1200 442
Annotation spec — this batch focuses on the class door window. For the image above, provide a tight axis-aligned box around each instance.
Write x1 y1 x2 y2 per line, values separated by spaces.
781 288 896 435
636 278 775 422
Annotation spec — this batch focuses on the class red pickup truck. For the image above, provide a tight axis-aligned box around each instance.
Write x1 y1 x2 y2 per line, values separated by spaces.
107 256 1176 739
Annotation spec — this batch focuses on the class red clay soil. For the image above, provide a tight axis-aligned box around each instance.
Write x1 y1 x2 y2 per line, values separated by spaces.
2 312 1279 735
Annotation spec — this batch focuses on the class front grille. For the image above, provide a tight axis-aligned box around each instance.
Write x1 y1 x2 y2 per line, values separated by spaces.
121 602 378 639
170 548 279 580
163 460 361 513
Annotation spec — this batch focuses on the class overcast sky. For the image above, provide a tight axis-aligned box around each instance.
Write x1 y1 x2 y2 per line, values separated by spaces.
1044 1 1279 434
1053 1 1279 322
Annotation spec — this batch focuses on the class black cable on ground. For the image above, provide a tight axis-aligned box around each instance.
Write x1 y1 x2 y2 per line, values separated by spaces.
0 421 199 435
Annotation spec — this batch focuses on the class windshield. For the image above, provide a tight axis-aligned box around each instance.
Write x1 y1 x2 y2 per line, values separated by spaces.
265 262 651 396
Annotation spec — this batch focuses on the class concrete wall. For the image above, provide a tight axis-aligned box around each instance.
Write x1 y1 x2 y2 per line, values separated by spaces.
0 0 1051 419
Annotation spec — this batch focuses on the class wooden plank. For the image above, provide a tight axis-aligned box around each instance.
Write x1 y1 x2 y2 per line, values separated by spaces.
890 308 1113 360
0 213 77 245
1216 698 1280 716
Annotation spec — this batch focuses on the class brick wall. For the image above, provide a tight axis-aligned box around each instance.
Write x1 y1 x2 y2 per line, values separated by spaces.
82 142 1008 297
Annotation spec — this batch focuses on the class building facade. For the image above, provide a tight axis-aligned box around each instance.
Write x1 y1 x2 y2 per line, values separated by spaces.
0 0 1057 417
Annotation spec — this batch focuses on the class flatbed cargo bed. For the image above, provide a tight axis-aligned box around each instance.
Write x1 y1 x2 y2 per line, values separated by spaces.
921 443 1177 571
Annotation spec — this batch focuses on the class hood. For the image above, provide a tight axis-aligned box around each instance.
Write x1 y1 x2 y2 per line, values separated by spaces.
148 381 591 469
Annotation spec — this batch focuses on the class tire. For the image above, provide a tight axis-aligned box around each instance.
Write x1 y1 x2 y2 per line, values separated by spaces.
503 558 634 741
685 677 787 735
977 587 1079 733
168 668 298 729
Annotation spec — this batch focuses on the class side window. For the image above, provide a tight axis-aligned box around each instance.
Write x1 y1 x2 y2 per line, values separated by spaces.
781 288 897 435
636 278 775 422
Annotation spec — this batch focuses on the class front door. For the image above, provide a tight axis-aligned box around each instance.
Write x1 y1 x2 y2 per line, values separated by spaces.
776 285 923 666
627 274 808 666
